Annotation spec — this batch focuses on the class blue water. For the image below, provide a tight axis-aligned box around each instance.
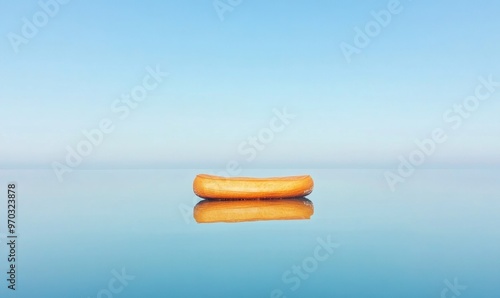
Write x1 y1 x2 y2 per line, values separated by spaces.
0 169 499 297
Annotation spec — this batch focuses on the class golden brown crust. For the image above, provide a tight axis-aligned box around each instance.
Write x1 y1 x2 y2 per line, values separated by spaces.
193 198 314 223
193 174 314 200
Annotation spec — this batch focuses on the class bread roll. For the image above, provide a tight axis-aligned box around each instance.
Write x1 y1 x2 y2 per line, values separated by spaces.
193 174 314 200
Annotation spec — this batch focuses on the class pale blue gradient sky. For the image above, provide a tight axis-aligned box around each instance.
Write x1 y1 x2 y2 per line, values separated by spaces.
1 0 499 168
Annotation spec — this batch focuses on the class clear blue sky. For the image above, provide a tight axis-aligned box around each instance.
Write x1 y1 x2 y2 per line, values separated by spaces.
1 0 499 169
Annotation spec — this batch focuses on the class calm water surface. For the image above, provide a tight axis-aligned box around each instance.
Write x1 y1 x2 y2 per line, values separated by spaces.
0 169 498 297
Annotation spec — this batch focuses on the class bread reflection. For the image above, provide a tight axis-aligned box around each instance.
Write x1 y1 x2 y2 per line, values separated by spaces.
193 197 314 223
